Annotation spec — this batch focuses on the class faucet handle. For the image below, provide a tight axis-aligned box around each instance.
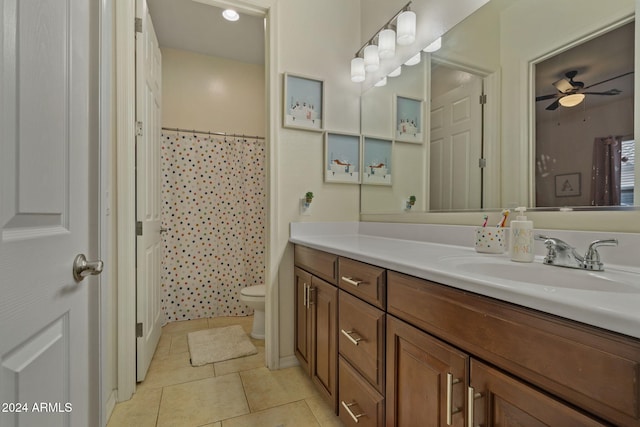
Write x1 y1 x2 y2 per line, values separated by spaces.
583 239 618 271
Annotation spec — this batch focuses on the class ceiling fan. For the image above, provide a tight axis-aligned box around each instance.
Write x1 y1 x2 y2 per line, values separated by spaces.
536 70 632 111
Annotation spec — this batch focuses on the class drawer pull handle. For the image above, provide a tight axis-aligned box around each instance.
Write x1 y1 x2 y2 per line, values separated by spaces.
341 329 363 346
303 283 308 308
446 373 461 425
341 400 365 423
341 276 363 287
467 386 483 427
308 287 315 306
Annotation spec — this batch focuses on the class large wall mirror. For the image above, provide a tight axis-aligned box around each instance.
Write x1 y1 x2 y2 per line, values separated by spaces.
360 0 637 214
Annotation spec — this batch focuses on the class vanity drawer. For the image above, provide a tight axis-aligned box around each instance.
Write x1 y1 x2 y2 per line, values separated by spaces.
338 257 386 308
338 290 385 392
387 271 640 427
338 356 384 427
294 245 338 284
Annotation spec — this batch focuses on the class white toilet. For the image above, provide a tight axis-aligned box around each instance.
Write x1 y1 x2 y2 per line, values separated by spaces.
240 284 266 339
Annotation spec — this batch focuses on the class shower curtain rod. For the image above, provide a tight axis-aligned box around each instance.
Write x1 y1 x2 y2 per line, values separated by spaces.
162 126 265 140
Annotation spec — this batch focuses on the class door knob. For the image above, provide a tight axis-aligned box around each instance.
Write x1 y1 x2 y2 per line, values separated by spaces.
73 254 104 282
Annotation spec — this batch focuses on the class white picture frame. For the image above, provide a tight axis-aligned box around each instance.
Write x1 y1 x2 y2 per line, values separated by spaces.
283 72 324 132
324 132 361 184
394 94 424 143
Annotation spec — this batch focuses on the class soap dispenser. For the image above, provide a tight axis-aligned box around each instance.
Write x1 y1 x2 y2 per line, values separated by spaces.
509 207 534 262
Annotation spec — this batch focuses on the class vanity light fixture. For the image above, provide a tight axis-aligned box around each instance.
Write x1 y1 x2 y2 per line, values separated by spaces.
404 52 421 66
222 9 240 21
558 93 585 107
364 44 380 72
374 77 388 87
423 37 442 53
388 66 402 77
378 28 396 59
350 2 414 83
396 8 416 46
350 57 366 83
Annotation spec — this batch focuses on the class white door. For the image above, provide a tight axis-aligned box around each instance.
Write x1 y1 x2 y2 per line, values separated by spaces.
136 0 163 382
0 0 98 426
430 76 483 210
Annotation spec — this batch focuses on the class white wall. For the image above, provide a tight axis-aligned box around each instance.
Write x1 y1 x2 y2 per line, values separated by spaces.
274 0 362 362
161 48 265 134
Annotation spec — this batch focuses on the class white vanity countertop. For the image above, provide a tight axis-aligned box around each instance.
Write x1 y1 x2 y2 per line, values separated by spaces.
290 222 640 340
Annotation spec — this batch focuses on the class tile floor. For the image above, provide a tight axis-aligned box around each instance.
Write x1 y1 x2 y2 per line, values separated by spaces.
107 316 344 427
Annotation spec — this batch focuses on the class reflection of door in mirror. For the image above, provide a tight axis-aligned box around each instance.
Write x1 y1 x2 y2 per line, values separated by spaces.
430 62 483 210
535 21 635 207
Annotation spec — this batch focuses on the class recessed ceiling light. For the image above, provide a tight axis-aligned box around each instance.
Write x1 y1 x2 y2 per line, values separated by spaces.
222 9 239 22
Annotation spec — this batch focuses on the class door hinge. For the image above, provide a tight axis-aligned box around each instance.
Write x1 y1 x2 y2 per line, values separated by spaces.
136 322 143 337
479 94 487 105
136 121 143 137
135 17 142 33
136 221 143 236
479 158 487 168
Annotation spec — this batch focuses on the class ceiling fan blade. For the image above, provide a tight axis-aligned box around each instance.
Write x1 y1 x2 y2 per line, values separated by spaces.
582 89 622 96
583 71 634 90
536 93 559 101
545 99 560 111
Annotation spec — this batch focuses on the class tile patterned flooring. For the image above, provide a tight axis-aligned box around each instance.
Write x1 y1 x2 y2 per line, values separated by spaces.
107 316 343 427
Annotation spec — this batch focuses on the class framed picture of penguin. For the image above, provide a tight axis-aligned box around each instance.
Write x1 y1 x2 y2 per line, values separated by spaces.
283 73 324 132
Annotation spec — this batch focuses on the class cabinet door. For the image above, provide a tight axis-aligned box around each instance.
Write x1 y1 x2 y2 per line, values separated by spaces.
311 276 338 411
470 359 607 427
386 316 469 427
294 267 312 375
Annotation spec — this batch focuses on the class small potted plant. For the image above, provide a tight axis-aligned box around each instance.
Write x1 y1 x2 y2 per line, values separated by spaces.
305 191 314 204
409 195 416 206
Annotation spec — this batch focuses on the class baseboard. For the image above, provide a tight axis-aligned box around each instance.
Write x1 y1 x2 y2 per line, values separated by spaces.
278 355 300 369
103 390 117 426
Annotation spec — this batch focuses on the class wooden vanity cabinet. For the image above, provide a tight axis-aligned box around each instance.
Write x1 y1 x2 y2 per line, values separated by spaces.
293 246 338 411
387 270 640 427
386 316 468 427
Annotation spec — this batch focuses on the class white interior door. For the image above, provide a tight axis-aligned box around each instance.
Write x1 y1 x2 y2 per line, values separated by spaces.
136 0 163 382
430 76 483 210
0 0 98 426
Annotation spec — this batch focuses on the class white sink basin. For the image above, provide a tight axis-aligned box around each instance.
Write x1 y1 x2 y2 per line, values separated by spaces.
437 255 640 293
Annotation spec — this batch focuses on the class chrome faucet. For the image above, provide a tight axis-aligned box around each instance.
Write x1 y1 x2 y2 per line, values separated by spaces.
534 235 618 271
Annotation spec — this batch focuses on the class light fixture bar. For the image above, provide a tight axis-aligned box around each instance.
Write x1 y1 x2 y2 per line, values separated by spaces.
353 1 412 59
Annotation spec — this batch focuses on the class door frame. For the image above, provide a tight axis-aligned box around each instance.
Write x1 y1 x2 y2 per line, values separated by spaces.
113 0 279 402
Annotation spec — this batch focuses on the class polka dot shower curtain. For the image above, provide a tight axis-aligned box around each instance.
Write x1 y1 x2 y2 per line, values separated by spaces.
160 131 265 323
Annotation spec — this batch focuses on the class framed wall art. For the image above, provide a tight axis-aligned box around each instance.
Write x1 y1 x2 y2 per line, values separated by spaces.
362 136 392 186
394 94 423 143
283 73 324 132
324 132 361 184
555 172 581 197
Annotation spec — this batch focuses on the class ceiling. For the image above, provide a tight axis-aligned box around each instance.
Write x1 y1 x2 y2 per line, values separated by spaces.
147 0 265 64
535 21 634 116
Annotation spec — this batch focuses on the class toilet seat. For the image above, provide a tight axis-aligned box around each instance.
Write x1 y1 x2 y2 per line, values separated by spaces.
241 284 265 297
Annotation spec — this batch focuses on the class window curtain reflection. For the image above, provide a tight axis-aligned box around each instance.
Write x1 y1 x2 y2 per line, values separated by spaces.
590 136 622 206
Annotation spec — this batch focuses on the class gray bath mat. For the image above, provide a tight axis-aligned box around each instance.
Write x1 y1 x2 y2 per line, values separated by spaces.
187 325 258 366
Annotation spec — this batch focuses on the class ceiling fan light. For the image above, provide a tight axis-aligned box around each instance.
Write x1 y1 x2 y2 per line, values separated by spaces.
559 93 585 107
